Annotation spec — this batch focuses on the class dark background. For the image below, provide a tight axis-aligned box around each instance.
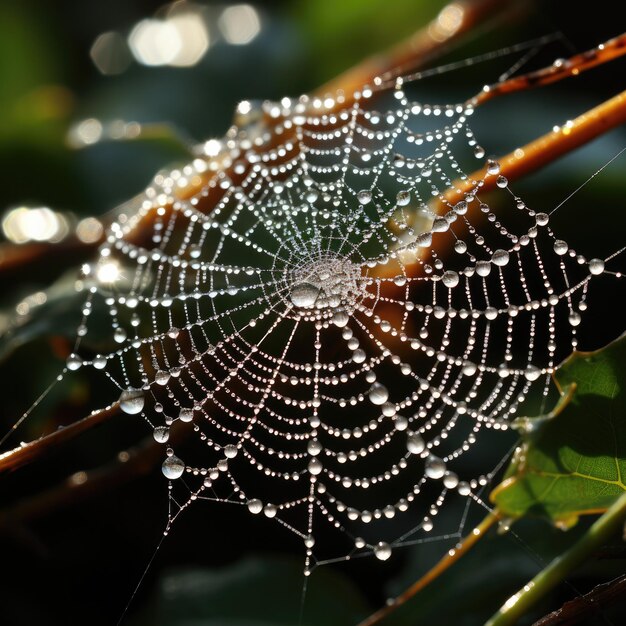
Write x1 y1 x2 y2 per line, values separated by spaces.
1 1 625 625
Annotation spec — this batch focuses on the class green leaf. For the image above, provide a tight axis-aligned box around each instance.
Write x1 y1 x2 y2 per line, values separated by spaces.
491 333 626 525
142 555 370 626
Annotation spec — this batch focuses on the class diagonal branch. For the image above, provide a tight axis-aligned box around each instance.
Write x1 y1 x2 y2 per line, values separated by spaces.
0 403 120 474
358 512 500 626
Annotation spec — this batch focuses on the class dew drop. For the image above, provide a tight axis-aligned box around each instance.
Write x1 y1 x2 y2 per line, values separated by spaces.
264 503 277 518
224 444 238 459
332 309 349 327
357 190 372 205
290 283 319 308
425 455 446 479
247 499 263 514
524 365 541 381
487 159 500 175
442 270 459 288
119 388 144 414
491 249 510 266
443 471 459 489
92 354 107 370
476 261 491 277
374 541 392 561
462 361 477 376
153 426 170 443
406 433 425 455
66 354 83 371
179 407 194 422
554 240 568 255
155 370 170 386
307 439 322 456
474 145 485 159
162 454 185 479
568 312 582 326
352 349 366 363
114 327 127 343
396 190 411 206
588 258 605 275
308 458 323 475
368 382 389 405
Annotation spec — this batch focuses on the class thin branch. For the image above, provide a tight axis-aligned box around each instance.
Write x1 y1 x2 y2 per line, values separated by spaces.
440 88 626 210
357 512 500 626
0 434 163 529
471 32 626 107
316 0 522 97
485 492 626 626
0 403 120 474
533 574 626 626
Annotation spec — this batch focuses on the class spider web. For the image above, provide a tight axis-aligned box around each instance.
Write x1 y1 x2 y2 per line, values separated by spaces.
57 76 621 575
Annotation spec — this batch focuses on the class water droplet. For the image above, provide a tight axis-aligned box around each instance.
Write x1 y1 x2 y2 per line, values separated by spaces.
304 534 315 548
476 261 491 277
554 240 568 255
425 455 446 479
308 458 323 475
492 249 510 266
496 175 508 188
93 355 107 370
536 213 549 226
381 402 396 417
66 354 83 371
524 365 541 381
307 439 322 456
179 407 194 422
119 388 144 414
396 190 411 206
153 426 169 443
247 499 263 514
374 541 392 561
462 361 477 376
487 160 500 176
162 454 185 479
155 370 170 386
352 349 366 363
454 240 467 254
407 433 425 455
114 327 127 343
263 503 277 518
224 444 238 459
457 481 471 496
441 270 459 288
589 258 605 275
188 244 201 259
568 312 582 326
332 309 349 327
474 145 485 159
368 382 389 405
443 471 459 489
290 283 319 308
357 190 372 205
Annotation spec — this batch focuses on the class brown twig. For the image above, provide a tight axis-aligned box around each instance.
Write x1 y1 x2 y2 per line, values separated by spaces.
0 434 162 529
357 512 500 626
0 403 120 474
472 32 626 108
532 574 626 626
316 0 521 97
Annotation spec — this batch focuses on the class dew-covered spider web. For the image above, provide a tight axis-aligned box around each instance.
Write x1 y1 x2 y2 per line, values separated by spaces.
30 73 624 577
